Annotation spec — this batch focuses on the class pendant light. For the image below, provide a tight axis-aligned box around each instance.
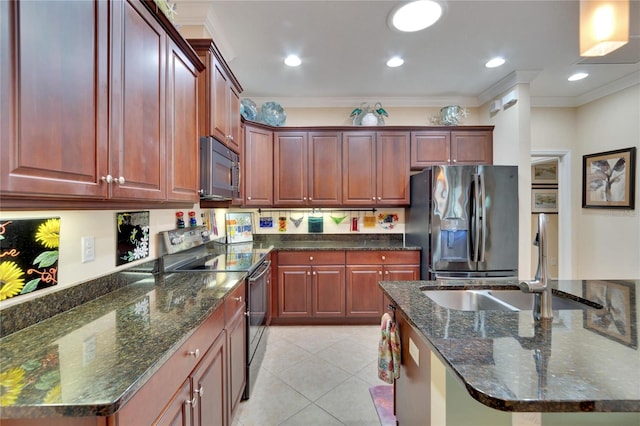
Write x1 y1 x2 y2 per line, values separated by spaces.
580 0 629 57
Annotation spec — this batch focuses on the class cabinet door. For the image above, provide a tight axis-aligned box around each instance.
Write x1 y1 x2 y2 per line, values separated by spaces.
313 266 346 317
154 379 192 426
166 37 199 202
278 266 312 317
346 265 383 317
376 131 410 205
274 132 308 206
383 265 420 281
110 0 166 200
410 131 451 169
211 56 229 144
227 305 246 420
451 130 493 165
308 132 342 205
342 132 376 205
243 125 273 206
228 87 241 153
192 331 226 426
0 0 109 199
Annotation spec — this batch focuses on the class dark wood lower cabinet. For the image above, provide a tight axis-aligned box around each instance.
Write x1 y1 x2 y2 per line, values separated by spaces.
192 331 227 426
274 250 419 324
227 296 247 419
346 265 384 317
155 379 192 426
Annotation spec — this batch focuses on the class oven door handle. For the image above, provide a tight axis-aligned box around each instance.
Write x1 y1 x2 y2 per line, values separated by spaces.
248 260 271 282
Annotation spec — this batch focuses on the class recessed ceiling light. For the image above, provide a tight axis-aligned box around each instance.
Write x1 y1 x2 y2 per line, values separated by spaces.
485 57 505 68
284 54 301 67
568 72 589 81
390 1 443 32
387 57 405 67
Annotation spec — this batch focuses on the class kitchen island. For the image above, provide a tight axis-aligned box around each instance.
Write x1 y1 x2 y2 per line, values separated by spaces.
381 279 640 425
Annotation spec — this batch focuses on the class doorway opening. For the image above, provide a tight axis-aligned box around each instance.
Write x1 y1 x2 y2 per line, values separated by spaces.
530 150 572 279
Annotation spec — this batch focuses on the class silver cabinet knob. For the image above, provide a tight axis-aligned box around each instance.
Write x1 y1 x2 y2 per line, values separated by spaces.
453 159 457 163
115 176 125 184
378 271 383 275
309 256 313 261
186 396 197 407
188 349 200 358
247 196 252 200
381 255 386 261
101 175 113 184
234 296 243 302
194 385 204 397
377 197 381 200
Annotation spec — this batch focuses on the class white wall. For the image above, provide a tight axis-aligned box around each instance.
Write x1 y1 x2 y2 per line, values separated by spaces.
530 84 640 279
574 85 640 279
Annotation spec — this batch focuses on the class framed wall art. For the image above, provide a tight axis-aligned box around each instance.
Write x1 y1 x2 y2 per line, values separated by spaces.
531 160 558 185
531 188 558 213
582 147 636 209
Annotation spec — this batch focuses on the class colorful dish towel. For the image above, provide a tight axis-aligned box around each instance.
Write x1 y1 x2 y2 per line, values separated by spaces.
378 312 401 384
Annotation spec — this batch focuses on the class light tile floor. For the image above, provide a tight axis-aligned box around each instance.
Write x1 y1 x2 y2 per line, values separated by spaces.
232 325 384 426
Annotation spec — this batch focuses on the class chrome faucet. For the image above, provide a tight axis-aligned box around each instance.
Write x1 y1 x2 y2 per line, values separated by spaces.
519 213 553 320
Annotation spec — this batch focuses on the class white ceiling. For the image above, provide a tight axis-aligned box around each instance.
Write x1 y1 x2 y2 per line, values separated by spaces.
174 0 640 107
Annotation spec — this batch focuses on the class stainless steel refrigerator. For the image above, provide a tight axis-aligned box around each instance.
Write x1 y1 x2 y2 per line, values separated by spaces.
406 165 519 279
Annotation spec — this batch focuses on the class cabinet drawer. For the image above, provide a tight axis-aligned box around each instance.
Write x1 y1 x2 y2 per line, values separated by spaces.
278 251 345 265
346 250 419 265
225 281 246 322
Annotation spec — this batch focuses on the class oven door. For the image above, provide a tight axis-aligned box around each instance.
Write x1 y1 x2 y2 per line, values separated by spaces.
248 260 270 356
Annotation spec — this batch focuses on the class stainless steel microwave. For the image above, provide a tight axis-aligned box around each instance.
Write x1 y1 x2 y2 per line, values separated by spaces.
199 137 240 200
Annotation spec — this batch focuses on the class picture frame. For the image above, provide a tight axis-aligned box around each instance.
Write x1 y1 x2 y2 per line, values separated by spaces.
582 147 636 209
583 280 637 349
532 161 558 185
531 188 558 213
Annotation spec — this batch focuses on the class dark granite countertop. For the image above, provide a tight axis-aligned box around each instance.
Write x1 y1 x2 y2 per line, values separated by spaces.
252 234 420 251
380 279 640 412
0 270 246 419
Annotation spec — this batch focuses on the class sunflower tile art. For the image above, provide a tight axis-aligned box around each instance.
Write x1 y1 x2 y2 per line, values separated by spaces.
0 217 60 301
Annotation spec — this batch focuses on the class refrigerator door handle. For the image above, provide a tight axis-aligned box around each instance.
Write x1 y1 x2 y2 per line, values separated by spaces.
479 173 487 262
472 173 481 262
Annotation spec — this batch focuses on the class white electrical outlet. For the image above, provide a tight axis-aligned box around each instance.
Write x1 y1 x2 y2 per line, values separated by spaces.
82 236 95 263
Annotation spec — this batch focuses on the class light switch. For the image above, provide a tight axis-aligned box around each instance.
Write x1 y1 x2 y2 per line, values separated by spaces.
82 236 95 263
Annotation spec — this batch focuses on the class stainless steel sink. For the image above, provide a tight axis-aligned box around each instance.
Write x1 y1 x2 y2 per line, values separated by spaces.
421 289 602 312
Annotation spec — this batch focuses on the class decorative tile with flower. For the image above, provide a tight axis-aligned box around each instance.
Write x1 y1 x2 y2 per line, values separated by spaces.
0 217 60 301
116 211 150 266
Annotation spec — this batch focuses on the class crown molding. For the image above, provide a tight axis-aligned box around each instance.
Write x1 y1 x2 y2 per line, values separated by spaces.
478 70 540 105
245 96 481 109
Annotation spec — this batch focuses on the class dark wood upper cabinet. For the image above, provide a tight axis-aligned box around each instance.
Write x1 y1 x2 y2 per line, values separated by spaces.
411 128 493 169
273 131 342 206
342 130 409 206
189 39 242 153
166 37 200 202
243 123 273 206
110 0 166 201
0 0 109 199
0 0 203 208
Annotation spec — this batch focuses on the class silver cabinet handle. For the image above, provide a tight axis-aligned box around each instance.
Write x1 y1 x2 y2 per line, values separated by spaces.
186 396 197 407
101 175 125 184
234 296 243 302
188 349 200 358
